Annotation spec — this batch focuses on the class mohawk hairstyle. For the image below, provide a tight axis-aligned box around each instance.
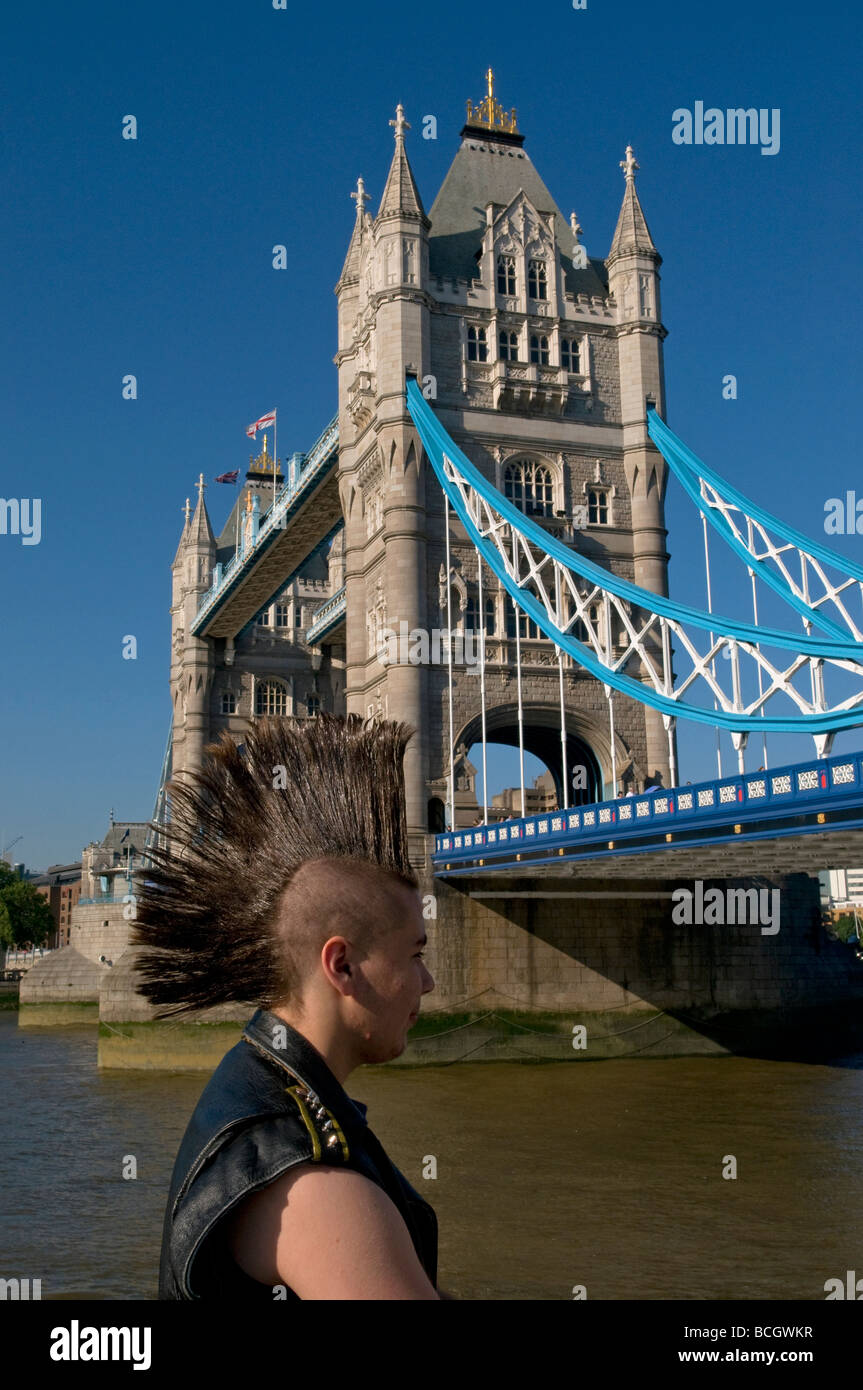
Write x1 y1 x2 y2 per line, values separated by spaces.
132 713 417 1017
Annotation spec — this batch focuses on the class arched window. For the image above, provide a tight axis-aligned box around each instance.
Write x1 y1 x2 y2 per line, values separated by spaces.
504 459 554 517
561 338 580 372
467 326 488 362
221 690 236 715
528 260 548 300
256 680 287 716
275 603 290 627
465 595 496 636
499 330 519 362
496 255 516 295
588 488 610 525
307 694 321 718
505 596 541 640
529 334 550 365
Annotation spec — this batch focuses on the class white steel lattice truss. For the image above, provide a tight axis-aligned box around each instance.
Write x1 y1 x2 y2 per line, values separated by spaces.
438 448 863 755
648 408 863 645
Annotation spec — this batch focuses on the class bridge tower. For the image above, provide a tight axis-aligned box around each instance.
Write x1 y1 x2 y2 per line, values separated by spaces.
336 75 674 832
335 105 432 840
606 145 673 784
170 475 215 780
335 78 675 830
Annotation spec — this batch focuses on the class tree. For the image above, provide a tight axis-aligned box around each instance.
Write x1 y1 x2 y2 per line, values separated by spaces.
0 895 11 949
0 876 53 949
831 911 861 945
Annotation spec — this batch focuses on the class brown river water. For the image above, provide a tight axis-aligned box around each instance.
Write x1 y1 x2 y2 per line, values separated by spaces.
1 1012 860 1300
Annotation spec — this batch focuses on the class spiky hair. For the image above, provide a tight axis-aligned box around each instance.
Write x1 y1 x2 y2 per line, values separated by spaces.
132 714 417 1017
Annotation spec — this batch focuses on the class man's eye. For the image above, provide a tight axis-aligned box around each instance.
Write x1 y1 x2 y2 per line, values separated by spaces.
415 951 426 959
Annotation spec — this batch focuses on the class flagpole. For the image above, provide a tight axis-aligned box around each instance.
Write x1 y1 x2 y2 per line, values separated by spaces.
273 410 278 512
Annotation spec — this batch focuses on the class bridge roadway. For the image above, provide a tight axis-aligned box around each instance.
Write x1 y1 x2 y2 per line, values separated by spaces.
191 417 340 639
431 751 863 881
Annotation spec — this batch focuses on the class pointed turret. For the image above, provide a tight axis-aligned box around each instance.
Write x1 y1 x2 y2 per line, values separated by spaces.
337 177 370 290
608 146 658 262
188 472 216 551
172 497 191 565
377 105 425 219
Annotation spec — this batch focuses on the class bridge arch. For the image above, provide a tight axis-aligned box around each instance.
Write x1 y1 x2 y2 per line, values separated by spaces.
454 704 630 808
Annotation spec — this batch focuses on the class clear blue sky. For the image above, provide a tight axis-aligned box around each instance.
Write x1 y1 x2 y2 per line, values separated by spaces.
1 0 861 868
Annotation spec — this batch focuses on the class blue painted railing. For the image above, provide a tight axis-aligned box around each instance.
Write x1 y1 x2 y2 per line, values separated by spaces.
432 751 863 868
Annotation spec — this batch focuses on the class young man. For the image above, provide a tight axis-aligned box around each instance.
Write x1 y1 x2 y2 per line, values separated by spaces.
133 714 441 1300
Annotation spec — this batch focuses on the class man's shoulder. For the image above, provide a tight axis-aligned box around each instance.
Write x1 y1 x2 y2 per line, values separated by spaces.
172 1034 354 1205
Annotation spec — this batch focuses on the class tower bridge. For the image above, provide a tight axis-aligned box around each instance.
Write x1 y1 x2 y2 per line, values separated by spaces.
104 74 863 1059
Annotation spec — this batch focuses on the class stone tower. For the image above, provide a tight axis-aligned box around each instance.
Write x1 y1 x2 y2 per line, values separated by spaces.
606 145 671 784
170 475 216 780
169 440 341 786
335 106 432 839
335 73 674 838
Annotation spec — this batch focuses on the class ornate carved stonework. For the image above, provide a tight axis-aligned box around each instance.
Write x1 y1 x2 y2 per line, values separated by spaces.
348 371 375 429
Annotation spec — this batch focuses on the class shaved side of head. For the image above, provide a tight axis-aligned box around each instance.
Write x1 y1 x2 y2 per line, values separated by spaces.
271 858 421 1008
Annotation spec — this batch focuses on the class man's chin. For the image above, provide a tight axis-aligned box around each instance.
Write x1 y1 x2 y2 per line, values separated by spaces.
364 1034 408 1065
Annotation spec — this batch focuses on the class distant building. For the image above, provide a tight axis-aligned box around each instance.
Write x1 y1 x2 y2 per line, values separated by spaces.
492 770 559 818
20 817 150 1011
820 868 863 923
31 864 82 949
79 818 148 905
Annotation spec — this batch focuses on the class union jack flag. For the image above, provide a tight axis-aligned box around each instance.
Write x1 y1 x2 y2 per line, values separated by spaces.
246 409 276 439
214 469 240 484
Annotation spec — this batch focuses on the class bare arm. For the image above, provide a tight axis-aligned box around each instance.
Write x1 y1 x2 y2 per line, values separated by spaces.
226 1162 441 1300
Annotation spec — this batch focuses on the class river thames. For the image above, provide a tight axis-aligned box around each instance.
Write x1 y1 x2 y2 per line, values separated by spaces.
1 1012 861 1300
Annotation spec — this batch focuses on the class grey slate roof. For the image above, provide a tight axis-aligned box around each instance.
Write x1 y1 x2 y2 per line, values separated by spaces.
428 137 608 297
100 822 149 855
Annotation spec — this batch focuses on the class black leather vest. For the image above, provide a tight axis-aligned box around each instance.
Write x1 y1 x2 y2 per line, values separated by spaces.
159 1009 438 1299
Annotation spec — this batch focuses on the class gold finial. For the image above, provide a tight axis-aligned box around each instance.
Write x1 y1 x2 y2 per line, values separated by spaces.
465 67 519 135
262 433 267 456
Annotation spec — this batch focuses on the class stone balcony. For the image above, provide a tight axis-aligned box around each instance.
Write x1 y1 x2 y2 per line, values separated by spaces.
466 360 584 414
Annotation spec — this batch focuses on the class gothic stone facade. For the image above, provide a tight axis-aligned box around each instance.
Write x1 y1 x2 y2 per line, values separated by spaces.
335 91 672 833
170 81 673 836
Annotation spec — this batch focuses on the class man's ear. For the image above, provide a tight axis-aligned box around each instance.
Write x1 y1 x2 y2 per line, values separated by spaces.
320 937 354 993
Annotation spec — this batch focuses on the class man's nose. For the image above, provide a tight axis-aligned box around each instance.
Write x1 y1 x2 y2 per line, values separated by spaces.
421 963 435 993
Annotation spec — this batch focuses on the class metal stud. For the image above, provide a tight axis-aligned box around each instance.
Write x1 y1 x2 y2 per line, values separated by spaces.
326 1133 339 1147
